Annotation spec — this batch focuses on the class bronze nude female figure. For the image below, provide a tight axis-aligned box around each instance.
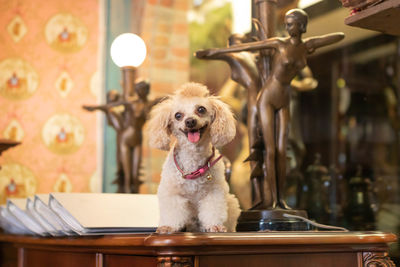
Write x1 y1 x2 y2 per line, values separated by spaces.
83 79 155 193
197 9 344 210
83 90 125 191
196 33 263 204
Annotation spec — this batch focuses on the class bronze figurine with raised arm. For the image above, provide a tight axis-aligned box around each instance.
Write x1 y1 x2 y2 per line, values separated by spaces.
83 79 159 194
196 8 344 230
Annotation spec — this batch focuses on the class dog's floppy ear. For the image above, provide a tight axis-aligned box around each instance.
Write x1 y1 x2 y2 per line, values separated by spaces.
147 97 172 150
209 96 236 147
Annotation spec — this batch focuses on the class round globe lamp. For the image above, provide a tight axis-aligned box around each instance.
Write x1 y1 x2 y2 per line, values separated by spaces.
110 33 147 99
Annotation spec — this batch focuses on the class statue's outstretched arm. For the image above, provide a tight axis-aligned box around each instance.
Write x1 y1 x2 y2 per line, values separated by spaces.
196 38 279 59
82 104 108 112
305 32 345 53
149 97 164 109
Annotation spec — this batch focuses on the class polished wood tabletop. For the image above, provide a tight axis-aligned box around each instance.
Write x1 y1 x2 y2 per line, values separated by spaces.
0 231 396 247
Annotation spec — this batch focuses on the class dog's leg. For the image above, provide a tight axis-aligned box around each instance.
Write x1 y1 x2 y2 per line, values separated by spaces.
198 189 228 232
225 194 241 232
157 194 191 234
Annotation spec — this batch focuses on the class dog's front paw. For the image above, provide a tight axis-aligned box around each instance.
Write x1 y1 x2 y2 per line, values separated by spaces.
205 225 227 232
156 226 178 234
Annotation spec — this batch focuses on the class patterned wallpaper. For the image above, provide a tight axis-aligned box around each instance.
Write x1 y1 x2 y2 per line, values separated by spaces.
0 0 103 203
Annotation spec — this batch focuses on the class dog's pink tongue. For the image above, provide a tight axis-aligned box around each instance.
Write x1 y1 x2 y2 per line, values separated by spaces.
188 131 200 143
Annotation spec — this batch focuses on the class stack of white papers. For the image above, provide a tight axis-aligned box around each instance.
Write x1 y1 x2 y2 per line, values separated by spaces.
0 193 159 236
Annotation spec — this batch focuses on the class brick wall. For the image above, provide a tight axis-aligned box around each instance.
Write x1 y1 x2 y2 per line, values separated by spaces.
139 0 191 193
141 0 190 97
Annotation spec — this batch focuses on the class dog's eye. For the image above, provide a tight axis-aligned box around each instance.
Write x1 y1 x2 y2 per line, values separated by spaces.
175 112 183 120
197 106 206 114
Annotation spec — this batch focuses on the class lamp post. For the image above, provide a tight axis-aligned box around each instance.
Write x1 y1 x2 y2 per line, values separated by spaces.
108 33 147 193
110 33 147 100
83 33 148 193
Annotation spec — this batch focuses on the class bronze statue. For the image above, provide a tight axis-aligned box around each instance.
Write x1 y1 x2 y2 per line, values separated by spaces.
83 79 156 193
83 90 124 191
196 33 263 204
197 9 344 210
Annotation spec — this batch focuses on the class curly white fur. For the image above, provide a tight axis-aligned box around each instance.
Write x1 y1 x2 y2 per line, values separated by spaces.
147 82 241 233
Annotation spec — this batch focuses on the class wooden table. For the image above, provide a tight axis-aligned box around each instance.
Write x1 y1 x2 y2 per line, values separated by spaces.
0 232 397 267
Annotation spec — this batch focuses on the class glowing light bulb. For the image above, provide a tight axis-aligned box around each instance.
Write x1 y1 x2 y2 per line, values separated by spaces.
110 33 147 68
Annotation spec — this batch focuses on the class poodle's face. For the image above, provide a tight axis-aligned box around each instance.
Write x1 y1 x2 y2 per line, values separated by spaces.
148 82 236 150
170 96 214 144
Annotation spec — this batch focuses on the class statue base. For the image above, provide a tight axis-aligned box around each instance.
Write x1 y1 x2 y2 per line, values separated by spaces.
236 209 313 231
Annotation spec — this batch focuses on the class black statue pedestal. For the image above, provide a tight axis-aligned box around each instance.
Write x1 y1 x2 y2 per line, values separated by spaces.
236 209 313 231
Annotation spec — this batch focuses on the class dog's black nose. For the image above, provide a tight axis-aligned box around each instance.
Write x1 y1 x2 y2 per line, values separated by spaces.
185 118 197 128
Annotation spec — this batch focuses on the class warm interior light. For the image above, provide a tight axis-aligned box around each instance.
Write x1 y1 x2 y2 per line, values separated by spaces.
298 0 324 9
110 33 147 68
232 0 251 35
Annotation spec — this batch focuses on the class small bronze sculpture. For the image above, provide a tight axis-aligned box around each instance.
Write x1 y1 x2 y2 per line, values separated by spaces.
83 90 124 190
196 33 263 204
197 9 344 211
83 79 155 193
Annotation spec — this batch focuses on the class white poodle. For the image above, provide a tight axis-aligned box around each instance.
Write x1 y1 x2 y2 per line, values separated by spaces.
148 82 241 233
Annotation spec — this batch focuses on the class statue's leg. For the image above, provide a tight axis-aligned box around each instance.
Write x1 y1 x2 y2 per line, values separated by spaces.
277 107 290 209
248 105 263 206
115 136 124 193
131 145 142 193
120 143 132 193
248 105 258 151
258 101 277 209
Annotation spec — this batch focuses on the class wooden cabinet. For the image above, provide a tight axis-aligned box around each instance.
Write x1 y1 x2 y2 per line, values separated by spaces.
0 232 396 267
21 249 98 267
103 255 157 267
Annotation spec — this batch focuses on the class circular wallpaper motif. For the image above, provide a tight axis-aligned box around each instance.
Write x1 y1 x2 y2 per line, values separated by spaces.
0 163 37 204
3 119 25 142
7 15 28 43
45 13 88 53
53 173 72 192
42 113 85 154
0 58 39 100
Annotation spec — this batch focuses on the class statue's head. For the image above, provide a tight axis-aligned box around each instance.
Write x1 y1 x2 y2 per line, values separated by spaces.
107 89 120 103
135 79 150 99
285 9 308 35
228 33 245 46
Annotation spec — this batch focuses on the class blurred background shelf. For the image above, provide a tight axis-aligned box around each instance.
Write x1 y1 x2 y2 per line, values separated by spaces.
344 0 400 36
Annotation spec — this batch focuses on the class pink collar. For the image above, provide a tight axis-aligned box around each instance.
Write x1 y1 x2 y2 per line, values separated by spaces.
173 146 223 180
